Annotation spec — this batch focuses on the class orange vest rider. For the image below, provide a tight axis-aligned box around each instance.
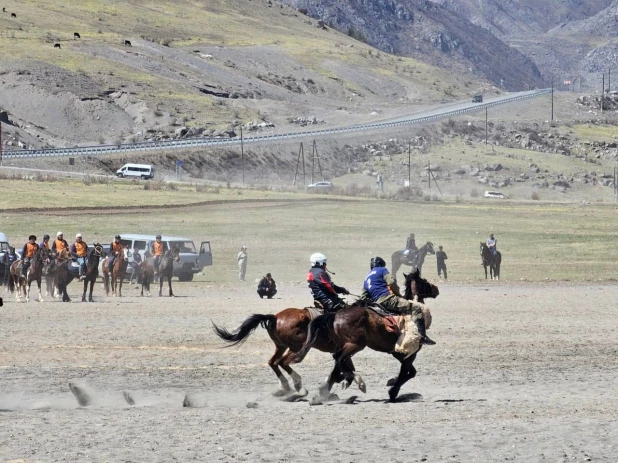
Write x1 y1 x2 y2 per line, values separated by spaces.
112 241 123 255
153 240 165 256
53 232 69 254
72 236 88 258
23 241 39 258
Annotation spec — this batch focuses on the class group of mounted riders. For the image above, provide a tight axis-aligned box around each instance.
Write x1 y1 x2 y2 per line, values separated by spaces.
3 232 173 301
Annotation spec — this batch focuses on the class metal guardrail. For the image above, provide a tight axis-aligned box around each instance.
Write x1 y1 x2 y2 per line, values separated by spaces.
3 89 551 159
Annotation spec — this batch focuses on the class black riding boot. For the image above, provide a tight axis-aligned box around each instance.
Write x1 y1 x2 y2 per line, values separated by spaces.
415 317 436 346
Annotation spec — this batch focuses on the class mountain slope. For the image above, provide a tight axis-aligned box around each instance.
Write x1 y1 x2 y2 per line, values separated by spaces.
283 0 546 90
0 0 482 149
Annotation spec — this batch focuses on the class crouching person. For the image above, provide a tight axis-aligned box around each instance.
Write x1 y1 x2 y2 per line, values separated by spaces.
361 256 435 347
257 273 277 299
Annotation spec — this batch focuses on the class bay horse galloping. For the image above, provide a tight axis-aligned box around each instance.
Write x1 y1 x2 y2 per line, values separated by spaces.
8 250 48 302
391 241 435 280
213 268 438 398
158 247 180 297
298 270 439 402
480 242 501 280
56 244 105 302
103 247 129 297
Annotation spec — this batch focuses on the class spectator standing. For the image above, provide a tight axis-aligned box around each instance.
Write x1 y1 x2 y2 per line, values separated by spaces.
436 245 448 279
237 246 248 281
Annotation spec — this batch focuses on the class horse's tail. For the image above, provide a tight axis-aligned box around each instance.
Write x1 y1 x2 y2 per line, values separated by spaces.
295 311 336 362
8 273 15 293
103 267 110 294
212 314 276 347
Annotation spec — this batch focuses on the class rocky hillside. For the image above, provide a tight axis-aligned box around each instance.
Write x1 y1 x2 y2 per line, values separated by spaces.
283 0 545 91
0 0 482 150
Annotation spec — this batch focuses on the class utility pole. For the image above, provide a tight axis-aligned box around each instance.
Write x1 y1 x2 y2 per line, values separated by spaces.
293 142 306 186
609 69 611 93
551 78 554 122
240 126 245 185
601 73 605 115
485 107 488 145
408 140 411 187
0 118 3 166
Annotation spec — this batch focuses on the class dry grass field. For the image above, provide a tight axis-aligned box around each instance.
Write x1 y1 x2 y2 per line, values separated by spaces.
1 184 618 462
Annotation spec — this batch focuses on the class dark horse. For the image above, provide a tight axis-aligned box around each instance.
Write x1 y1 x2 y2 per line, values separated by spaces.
480 242 501 280
158 248 180 297
9 249 49 302
213 268 438 398
391 241 435 280
56 244 105 302
298 269 439 402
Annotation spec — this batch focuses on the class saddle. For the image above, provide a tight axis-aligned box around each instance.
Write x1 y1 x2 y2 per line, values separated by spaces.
67 261 81 274
366 304 401 334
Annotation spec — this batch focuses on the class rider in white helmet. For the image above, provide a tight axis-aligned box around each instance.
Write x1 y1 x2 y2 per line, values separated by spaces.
307 252 349 311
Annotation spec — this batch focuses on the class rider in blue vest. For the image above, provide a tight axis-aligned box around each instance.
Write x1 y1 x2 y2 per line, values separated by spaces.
362 256 435 346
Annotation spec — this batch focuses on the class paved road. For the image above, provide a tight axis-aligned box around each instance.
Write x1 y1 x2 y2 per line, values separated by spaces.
2 89 550 159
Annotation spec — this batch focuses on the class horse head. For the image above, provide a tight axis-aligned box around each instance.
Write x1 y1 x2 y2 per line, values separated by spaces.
425 241 435 255
404 268 439 302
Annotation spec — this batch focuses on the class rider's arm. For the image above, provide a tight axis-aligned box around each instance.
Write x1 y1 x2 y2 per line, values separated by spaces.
384 273 402 297
20 244 27 259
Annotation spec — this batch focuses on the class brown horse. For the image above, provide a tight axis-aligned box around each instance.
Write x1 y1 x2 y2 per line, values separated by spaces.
8 249 49 302
56 244 105 302
298 270 439 402
103 247 129 297
158 248 180 297
140 258 154 296
213 268 439 397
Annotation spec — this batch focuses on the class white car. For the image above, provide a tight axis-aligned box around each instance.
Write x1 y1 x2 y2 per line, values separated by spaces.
484 191 506 199
307 181 333 190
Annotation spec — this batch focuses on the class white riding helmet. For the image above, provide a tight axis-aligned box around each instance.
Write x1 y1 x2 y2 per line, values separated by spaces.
310 252 327 267
57 231 63 237
76 233 82 239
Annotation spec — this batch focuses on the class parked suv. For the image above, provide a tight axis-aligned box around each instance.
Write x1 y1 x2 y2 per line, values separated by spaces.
116 234 212 281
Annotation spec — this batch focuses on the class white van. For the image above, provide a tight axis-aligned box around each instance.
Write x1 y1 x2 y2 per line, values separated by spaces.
116 164 154 179
114 234 212 281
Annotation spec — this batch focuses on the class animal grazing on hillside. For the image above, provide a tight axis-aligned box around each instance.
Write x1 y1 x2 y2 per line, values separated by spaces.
74 32 80 39
2 7 6 12
11 12 16 17
391 241 435 280
124 40 132 46
54 43 61 49
480 242 501 280
213 268 439 399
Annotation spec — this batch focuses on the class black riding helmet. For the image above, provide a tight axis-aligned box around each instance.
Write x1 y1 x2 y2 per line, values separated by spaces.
115 234 121 240
29 235 37 241
43 234 50 240
370 256 386 269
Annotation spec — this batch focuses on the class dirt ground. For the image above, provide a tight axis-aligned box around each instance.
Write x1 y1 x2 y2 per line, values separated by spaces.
1 281 617 462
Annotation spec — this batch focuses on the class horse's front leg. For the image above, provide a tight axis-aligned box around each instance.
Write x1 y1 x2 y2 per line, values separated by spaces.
88 279 95 302
158 276 163 297
388 353 417 402
82 279 88 302
168 276 174 297
37 278 44 302
25 279 32 303
118 276 123 297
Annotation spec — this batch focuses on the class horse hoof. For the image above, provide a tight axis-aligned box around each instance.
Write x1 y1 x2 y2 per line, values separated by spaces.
386 378 396 387
296 388 308 397
272 389 291 397
309 396 323 406
354 375 367 394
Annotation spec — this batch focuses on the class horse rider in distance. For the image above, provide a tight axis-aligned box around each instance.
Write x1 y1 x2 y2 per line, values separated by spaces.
108 235 123 273
71 234 89 280
151 235 166 280
307 252 349 311
404 233 417 260
486 233 498 258
20 235 40 278
362 256 435 345
39 234 51 251
52 232 69 255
